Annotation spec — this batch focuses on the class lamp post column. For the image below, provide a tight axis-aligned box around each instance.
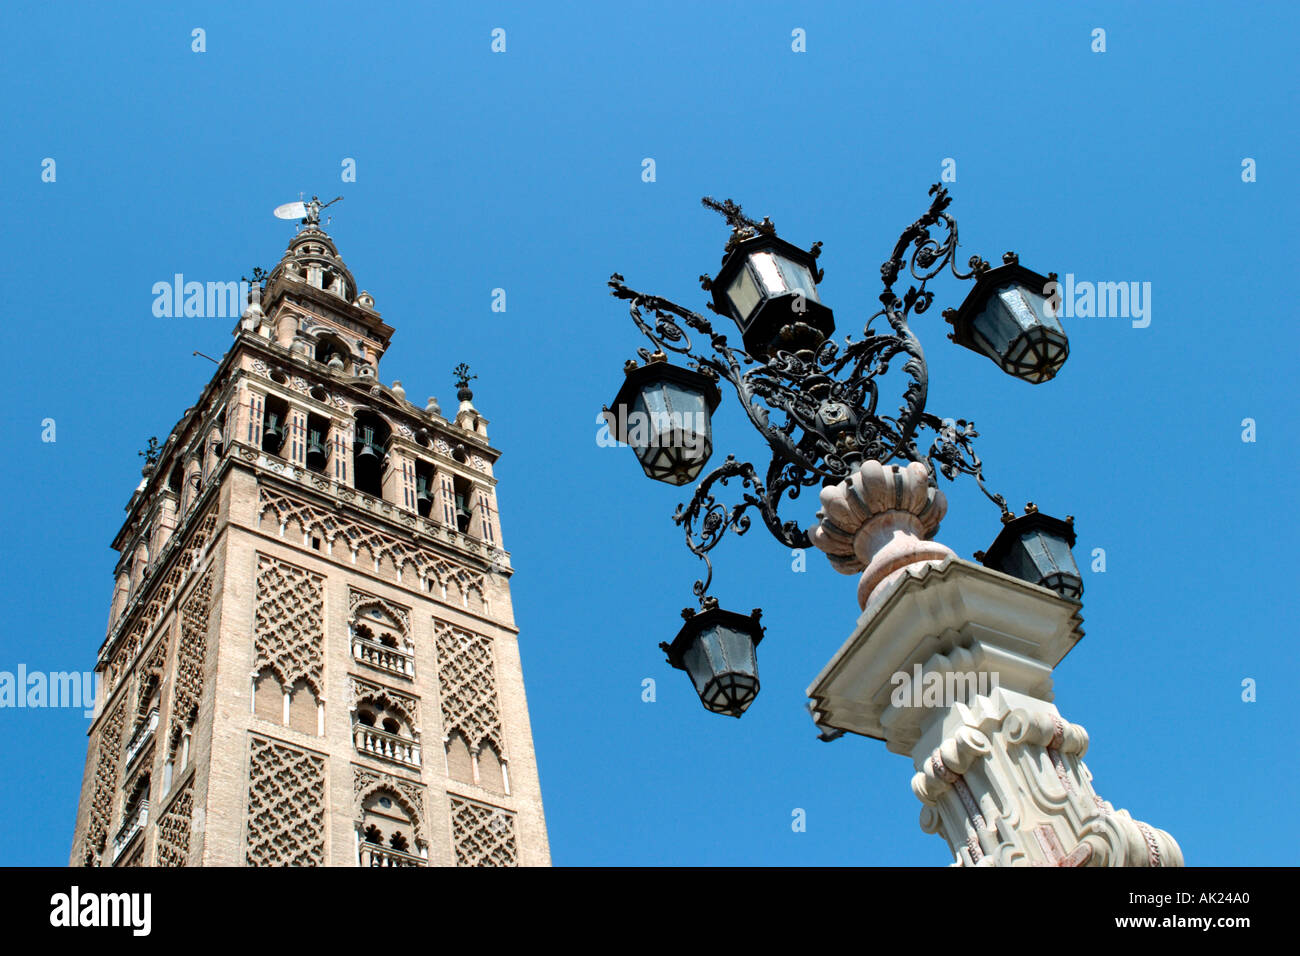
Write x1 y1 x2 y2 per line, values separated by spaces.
805 460 1183 867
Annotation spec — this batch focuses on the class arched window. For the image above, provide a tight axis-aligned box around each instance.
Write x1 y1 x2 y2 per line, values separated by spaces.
262 395 290 456
445 731 474 786
315 333 353 374
352 692 420 769
357 789 425 866
349 600 414 679
253 667 283 723
288 678 318 735
414 460 435 518
477 742 507 794
305 412 331 474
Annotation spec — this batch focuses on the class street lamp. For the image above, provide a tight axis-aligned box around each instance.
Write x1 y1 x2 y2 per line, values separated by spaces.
944 253 1068 384
605 184 1075 716
708 216 836 359
603 353 722 486
660 602 765 718
976 503 1083 600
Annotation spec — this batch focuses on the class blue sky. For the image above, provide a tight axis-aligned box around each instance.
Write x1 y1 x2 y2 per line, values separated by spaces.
1 0 1295 866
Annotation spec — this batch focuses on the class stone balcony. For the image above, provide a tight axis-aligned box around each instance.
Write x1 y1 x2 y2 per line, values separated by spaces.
122 708 159 768
112 801 149 863
354 724 421 769
360 843 427 867
352 634 414 679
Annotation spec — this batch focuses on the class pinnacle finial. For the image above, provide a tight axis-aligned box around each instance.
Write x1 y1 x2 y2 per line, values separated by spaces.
702 196 777 253
138 436 161 471
454 362 477 402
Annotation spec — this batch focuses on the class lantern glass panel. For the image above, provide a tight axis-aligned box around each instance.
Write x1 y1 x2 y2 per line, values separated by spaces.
1027 284 1065 334
971 286 1029 357
1009 529 1083 599
1044 530 1076 570
726 266 763 323
750 251 787 294
775 256 819 301
1020 531 1056 578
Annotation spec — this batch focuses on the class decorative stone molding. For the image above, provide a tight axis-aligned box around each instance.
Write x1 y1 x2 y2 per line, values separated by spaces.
434 620 504 758
808 460 953 609
257 486 494 597
911 690 1182 867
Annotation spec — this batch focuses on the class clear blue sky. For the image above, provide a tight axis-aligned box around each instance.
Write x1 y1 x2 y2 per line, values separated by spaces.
1 1 1295 866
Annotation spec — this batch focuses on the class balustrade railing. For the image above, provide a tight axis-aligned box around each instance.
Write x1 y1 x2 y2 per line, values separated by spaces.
354 724 421 768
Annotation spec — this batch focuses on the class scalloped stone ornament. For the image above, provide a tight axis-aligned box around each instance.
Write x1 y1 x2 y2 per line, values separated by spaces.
807 460 953 609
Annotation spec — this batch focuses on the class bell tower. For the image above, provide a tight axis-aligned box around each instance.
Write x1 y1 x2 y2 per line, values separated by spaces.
68 202 550 867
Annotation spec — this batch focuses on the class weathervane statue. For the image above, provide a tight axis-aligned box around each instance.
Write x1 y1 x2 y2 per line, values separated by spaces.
273 194 343 228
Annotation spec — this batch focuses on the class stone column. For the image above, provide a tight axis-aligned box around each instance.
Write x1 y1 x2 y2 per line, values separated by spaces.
805 460 1182 867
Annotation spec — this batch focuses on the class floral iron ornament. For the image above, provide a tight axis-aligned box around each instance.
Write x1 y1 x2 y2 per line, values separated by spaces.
606 185 1071 715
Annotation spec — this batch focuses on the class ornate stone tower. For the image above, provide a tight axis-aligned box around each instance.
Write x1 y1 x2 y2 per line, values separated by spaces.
68 205 550 867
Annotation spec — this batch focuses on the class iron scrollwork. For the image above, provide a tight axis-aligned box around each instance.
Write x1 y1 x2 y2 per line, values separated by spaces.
610 184 1008 601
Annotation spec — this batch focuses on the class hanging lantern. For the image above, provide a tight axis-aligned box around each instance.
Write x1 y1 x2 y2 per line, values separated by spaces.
604 355 721 486
710 233 835 359
660 605 765 718
976 505 1082 600
945 252 1068 384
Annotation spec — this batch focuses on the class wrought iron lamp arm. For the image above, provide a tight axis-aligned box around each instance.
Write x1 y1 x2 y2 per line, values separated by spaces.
608 184 1017 601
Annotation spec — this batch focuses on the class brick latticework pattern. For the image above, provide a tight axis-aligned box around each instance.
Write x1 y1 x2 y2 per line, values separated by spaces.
155 783 194 867
449 796 517 867
172 570 212 731
254 555 324 693
106 507 217 693
244 737 327 866
83 700 126 864
259 487 487 605
434 620 503 755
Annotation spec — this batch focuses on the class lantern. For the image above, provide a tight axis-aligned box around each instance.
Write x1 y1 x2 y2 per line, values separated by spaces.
604 356 721 486
976 507 1082 600
945 253 1068 384
711 233 835 359
660 605 765 717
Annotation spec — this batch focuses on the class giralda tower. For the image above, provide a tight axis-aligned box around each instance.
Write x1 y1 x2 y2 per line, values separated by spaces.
69 200 550 867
